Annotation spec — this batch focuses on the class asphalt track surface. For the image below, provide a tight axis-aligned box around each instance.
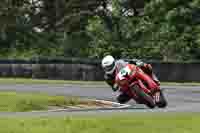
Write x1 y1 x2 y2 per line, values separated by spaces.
0 84 200 117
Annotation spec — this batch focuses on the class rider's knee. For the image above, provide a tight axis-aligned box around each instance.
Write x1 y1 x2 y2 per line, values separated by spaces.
117 93 131 104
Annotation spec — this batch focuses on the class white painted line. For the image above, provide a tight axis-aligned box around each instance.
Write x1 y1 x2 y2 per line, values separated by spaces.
29 99 131 113
94 99 131 108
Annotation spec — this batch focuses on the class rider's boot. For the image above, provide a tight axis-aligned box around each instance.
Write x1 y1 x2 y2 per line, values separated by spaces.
142 64 160 86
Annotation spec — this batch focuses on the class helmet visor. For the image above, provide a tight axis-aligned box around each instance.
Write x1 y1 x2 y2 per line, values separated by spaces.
104 62 115 72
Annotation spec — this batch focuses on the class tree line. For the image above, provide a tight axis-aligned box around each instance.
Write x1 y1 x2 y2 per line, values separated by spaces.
0 0 199 61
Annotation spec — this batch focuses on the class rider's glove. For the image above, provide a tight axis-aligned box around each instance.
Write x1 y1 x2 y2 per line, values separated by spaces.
112 83 119 92
136 60 145 66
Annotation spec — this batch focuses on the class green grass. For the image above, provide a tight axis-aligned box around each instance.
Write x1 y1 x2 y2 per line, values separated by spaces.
0 78 106 85
161 82 200 86
0 78 199 86
0 113 200 133
0 92 82 112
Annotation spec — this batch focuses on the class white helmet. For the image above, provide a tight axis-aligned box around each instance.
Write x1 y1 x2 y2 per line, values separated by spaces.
101 55 116 75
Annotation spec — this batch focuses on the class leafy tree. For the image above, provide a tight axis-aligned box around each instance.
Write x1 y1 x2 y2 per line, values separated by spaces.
0 0 200 61
87 0 200 61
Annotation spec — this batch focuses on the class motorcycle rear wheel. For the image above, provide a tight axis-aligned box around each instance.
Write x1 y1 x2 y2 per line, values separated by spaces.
156 90 167 108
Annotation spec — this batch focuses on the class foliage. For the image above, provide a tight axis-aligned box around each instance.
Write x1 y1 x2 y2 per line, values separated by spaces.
87 0 200 61
0 0 199 61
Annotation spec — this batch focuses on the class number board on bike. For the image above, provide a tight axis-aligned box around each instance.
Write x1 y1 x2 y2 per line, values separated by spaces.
118 66 131 80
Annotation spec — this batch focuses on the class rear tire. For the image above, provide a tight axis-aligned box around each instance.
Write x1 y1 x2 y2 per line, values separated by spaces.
156 90 167 108
132 84 156 109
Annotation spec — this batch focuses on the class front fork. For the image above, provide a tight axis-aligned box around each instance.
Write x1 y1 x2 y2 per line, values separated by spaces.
129 81 151 103
130 80 161 103
130 80 151 94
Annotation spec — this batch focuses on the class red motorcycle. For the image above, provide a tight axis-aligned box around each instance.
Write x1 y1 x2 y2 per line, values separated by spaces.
115 64 167 108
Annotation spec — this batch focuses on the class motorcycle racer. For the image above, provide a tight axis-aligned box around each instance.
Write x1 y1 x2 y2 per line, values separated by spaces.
101 55 161 104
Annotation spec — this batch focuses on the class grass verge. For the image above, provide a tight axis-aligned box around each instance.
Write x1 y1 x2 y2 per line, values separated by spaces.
0 78 106 85
0 92 88 112
0 78 199 86
0 113 199 133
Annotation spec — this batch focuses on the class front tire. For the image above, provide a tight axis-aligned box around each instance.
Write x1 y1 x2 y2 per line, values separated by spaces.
132 84 156 109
